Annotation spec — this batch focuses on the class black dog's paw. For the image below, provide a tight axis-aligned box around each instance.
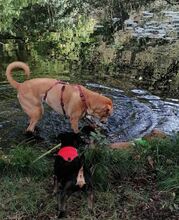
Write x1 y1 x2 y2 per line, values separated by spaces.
24 130 34 138
24 129 44 141
58 211 66 218
52 190 57 196
88 208 94 216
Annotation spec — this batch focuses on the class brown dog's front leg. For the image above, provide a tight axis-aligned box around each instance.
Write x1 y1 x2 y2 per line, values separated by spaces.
70 117 80 133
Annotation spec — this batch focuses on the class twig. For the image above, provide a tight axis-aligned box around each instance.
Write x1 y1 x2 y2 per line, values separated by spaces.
32 143 61 163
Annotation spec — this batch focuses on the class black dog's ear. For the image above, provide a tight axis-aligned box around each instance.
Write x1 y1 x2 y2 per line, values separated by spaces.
57 132 80 147
57 133 63 140
81 125 96 135
79 153 85 164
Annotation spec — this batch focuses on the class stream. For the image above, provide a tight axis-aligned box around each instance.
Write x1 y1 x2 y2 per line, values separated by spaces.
0 82 179 148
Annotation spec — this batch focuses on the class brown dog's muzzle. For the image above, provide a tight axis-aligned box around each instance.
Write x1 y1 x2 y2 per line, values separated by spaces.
100 107 113 123
100 117 108 123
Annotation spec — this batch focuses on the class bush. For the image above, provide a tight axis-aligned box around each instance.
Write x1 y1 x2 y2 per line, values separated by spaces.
84 131 138 189
84 130 179 200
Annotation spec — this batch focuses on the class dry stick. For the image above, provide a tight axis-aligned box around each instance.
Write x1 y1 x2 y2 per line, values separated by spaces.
32 143 61 164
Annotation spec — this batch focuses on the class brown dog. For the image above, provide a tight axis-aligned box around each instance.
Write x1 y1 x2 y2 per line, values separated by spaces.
6 61 113 133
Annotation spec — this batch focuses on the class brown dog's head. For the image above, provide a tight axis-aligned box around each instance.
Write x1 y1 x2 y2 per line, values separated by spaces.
89 97 113 123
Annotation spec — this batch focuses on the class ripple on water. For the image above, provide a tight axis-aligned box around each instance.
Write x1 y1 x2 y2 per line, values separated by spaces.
1 83 179 147
88 84 157 142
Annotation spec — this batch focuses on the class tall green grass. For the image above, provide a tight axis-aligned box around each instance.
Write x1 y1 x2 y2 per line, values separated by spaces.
84 131 142 190
0 145 54 219
0 145 51 177
135 136 179 192
1 133 178 194
84 131 179 198
0 132 178 219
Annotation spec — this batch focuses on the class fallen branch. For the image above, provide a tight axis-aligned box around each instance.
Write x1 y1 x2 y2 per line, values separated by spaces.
32 143 61 163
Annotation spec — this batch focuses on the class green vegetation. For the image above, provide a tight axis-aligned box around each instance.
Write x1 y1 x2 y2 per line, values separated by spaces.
0 1 179 218
0 0 178 97
0 133 178 219
0 145 50 176
0 1 154 75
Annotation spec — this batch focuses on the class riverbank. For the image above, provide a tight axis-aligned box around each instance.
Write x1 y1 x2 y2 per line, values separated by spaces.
0 134 178 219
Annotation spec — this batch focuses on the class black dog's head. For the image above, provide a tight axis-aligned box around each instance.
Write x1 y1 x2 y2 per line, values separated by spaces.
56 125 96 149
57 132 81 148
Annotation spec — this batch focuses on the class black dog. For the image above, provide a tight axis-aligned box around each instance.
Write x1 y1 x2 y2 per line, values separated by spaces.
53 131 94 218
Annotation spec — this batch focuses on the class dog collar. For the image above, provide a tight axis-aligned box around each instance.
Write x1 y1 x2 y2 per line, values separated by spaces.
57 146 78 161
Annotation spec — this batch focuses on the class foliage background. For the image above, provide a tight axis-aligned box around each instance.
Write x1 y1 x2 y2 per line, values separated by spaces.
0 1 179 219
1 0 179 96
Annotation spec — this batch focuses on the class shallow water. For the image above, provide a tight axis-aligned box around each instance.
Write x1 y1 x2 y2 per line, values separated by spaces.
0 82 179 148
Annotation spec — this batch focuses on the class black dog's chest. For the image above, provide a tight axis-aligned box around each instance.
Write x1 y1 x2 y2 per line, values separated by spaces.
54 154 90 190
54 155 81 178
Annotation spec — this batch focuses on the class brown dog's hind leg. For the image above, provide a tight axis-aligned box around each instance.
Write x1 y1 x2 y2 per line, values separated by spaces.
25 106 43 132
18 94 43 133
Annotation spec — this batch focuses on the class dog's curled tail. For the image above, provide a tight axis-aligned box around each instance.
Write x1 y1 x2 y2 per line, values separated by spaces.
5 61 30 89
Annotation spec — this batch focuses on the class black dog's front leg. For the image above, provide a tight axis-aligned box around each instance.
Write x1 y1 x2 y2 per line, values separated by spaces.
87 189 94 214
57 181 73 219
53 175 58 196
57 190 66 218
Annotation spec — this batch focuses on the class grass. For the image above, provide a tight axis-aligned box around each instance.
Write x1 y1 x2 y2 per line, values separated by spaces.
0 176 55 219
0 133 178 219
0 145 51 176
135 136 179 193
0 144 55 219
